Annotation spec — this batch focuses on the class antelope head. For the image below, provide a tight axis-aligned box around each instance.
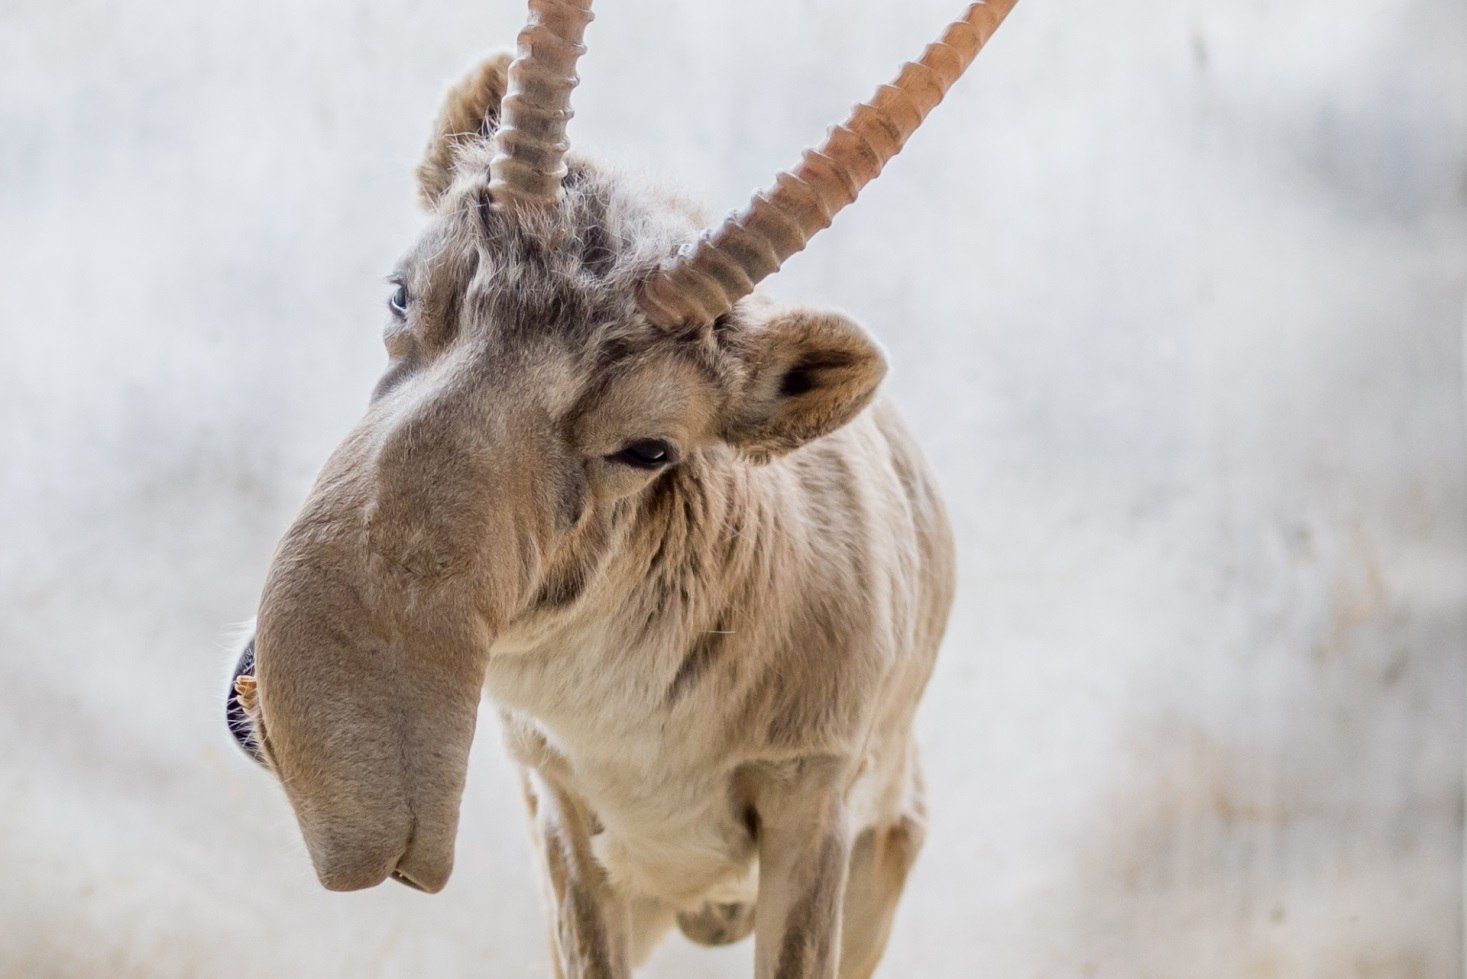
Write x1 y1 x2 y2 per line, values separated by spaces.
227 0 1015 894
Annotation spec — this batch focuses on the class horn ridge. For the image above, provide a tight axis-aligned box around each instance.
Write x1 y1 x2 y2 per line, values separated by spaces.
488 0 595 211
638 0 1018 329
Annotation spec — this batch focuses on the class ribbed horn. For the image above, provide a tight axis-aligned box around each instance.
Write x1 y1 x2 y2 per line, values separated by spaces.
639 0 1017 329
487 0 595 211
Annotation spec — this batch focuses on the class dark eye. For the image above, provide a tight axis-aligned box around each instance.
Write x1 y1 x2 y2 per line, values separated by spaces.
611 439 676 469
388 283 409 317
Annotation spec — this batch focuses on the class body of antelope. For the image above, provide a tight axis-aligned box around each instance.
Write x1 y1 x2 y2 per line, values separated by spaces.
227 3 1016 976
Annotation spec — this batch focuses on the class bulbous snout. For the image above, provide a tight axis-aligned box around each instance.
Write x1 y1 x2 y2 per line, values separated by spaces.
249 529 495 891
238 362 561 894
227 629 449 892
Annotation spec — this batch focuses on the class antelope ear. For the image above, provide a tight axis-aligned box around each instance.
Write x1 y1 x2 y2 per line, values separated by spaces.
416 51 514 210
720 306 888 463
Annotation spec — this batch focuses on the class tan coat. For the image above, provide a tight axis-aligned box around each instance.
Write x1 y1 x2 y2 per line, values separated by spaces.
231 54 956 979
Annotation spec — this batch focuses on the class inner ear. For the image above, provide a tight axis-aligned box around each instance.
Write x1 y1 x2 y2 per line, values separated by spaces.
416 51 514 210
721 306 888 463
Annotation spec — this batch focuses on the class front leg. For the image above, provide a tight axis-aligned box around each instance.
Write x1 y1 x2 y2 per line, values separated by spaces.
750 760 853 979
521 771 632 979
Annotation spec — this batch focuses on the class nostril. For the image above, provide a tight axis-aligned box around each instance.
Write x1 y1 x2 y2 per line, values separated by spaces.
226 686 260 759
226 639 265 764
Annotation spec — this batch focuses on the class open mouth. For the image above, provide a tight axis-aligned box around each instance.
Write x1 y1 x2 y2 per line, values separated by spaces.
226 639 264 764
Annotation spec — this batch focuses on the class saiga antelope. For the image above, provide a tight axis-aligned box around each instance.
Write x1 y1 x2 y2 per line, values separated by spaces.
226 2 1017 976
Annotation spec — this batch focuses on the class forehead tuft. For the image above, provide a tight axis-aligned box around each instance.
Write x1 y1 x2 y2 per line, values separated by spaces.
422 146 709 355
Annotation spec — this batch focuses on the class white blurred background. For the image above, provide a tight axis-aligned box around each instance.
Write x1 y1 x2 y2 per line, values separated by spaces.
1 1 1464 976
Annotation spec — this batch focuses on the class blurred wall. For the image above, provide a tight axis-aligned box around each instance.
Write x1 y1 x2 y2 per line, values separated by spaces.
1 1 1463 976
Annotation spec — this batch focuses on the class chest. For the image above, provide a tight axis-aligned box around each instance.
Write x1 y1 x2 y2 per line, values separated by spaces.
486 636 759 906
